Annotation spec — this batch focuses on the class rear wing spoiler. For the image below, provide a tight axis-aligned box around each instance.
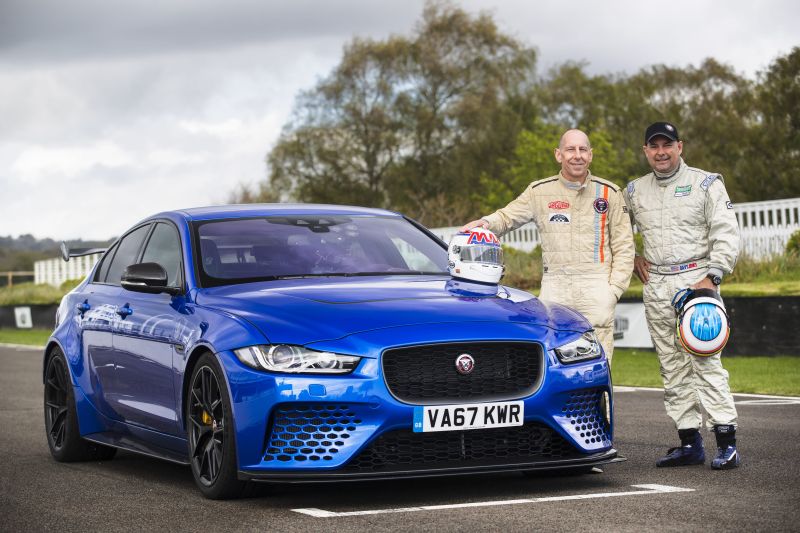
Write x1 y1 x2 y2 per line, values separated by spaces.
60 241 107 262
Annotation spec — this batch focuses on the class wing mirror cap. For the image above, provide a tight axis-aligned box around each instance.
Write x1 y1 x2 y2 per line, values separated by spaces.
121 262 181 295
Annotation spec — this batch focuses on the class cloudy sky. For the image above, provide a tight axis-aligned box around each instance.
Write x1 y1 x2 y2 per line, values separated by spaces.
2 0 797 241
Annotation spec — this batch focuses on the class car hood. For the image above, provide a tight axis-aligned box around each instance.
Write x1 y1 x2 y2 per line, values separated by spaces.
195 276 587 346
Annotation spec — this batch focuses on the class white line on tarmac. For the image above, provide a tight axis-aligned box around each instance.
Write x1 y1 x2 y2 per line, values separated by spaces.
734 398 800 405
0 342 44 351
614 386 800 401
291 484 695 518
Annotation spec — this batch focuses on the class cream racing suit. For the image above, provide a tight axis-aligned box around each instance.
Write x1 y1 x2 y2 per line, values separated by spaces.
625 159 739 430
482 172 634 361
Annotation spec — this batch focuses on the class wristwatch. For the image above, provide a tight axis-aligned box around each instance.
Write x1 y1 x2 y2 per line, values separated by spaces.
707 273 722 286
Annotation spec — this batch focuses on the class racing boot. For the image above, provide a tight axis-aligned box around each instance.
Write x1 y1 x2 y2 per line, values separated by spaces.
656 428 705 467
711 424 740 470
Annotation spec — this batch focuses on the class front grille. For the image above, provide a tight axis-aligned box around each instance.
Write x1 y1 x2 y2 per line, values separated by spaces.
264 404 363 463
382 342 542 403
344 423 581 473
562 389 611 447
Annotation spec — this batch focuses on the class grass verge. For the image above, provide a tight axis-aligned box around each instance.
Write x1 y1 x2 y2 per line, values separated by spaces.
613 348 800 396
622 279 800 299
0 283 64 305
0 328 50 346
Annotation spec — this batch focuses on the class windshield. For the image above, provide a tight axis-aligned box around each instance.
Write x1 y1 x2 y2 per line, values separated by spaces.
195 215 449 286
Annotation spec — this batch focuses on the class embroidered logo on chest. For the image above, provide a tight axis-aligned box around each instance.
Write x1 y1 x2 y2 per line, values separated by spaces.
548 213 571 224
593 198 609 214
674 185 692 197
548 200 570 210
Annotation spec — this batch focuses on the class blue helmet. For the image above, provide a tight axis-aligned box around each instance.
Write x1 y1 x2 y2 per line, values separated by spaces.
672 288 730 357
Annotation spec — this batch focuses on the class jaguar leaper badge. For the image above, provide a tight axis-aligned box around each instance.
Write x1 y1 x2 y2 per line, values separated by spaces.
455 354 475 375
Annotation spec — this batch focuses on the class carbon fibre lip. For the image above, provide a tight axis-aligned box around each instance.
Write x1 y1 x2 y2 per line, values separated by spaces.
238 449 625 483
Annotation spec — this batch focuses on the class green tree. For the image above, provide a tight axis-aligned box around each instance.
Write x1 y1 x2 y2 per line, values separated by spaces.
741 47 800 200
478 121 561 213
236 0 538 226
534 58 757 195
264 36 407 206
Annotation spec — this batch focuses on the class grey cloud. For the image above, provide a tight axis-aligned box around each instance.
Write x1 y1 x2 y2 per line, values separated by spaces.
0 0 423 64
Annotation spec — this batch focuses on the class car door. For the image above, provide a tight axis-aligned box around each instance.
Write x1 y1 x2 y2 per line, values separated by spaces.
110 221 186 435
80 224 151 423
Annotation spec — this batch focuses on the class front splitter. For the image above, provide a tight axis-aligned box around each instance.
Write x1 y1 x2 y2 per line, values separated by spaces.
239 449 625 483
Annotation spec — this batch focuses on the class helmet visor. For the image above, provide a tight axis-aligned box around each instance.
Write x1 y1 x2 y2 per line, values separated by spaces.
460 245 503 264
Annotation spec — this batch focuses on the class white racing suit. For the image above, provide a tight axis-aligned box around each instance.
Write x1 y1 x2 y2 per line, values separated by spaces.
483 172 634 361
625 160 739 430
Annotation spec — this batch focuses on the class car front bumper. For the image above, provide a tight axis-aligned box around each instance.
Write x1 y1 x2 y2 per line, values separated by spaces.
219 337 616 480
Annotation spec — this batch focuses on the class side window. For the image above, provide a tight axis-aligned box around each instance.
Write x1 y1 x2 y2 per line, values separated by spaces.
141 223 183 287
94 243 118 283
104 225 150 285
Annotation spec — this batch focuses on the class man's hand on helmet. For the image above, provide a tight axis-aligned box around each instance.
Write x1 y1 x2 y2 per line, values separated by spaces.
691 277 717 291
460 219 489 233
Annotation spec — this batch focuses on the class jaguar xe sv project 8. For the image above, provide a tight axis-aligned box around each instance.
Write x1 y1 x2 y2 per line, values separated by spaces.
44 204 620 499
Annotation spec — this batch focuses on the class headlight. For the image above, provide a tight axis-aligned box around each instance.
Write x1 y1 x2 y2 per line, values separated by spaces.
554 331 602 364
233 345 361 374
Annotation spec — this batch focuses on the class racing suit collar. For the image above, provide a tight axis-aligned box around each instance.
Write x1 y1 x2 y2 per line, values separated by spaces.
653 158 685 185
559 170 591 190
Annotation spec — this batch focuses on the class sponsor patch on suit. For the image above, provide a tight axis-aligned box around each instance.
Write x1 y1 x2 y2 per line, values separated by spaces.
593 198 609 214
674 185 692 197
548 213 571 224
548 200 570 210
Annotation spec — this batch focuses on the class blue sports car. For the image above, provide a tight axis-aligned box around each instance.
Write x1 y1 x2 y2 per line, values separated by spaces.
44 204 620 499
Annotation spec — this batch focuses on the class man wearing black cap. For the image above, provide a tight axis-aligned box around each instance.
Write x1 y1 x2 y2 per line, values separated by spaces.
625 122 741 470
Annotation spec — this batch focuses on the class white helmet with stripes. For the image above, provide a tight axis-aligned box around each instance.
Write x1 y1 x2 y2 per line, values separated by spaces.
447 229 504 285
672 288 731 357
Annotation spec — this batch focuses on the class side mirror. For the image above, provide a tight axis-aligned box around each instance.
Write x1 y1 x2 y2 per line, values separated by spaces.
121 263 181 296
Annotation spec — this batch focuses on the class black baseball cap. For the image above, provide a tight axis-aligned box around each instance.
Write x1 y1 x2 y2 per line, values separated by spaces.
644 121 680 144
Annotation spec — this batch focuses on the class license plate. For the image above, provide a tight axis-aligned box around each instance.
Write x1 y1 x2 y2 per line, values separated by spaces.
413 401 524 433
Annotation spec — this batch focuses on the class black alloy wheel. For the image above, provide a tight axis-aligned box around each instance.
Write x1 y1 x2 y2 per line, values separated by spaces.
189 366 225 486
44 353 70 451
187 354 249 499
43 348 116 462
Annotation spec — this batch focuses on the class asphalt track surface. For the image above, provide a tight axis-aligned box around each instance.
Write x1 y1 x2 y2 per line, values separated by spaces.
2 344 799 532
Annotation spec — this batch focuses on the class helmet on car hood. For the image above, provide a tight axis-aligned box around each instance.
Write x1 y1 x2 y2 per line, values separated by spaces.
447 228 504 285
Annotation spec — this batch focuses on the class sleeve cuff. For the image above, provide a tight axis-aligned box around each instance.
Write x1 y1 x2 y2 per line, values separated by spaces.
707 267 725 280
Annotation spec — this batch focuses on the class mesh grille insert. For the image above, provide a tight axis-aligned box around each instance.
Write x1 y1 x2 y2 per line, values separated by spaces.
382 342 542 403
561 389 611 446
264 404 362 462
344 423 581 473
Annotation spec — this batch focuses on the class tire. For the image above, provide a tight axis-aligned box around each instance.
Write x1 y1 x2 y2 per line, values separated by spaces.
44 348 117 462
187 353 250 499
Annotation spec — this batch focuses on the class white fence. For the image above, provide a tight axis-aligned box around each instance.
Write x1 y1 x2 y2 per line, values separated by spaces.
34 253 103 288
431 197 800 260
735 198 800 258
31 198 800 288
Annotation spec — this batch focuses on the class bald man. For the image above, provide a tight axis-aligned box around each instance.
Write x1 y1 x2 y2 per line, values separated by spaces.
461 129 634 361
